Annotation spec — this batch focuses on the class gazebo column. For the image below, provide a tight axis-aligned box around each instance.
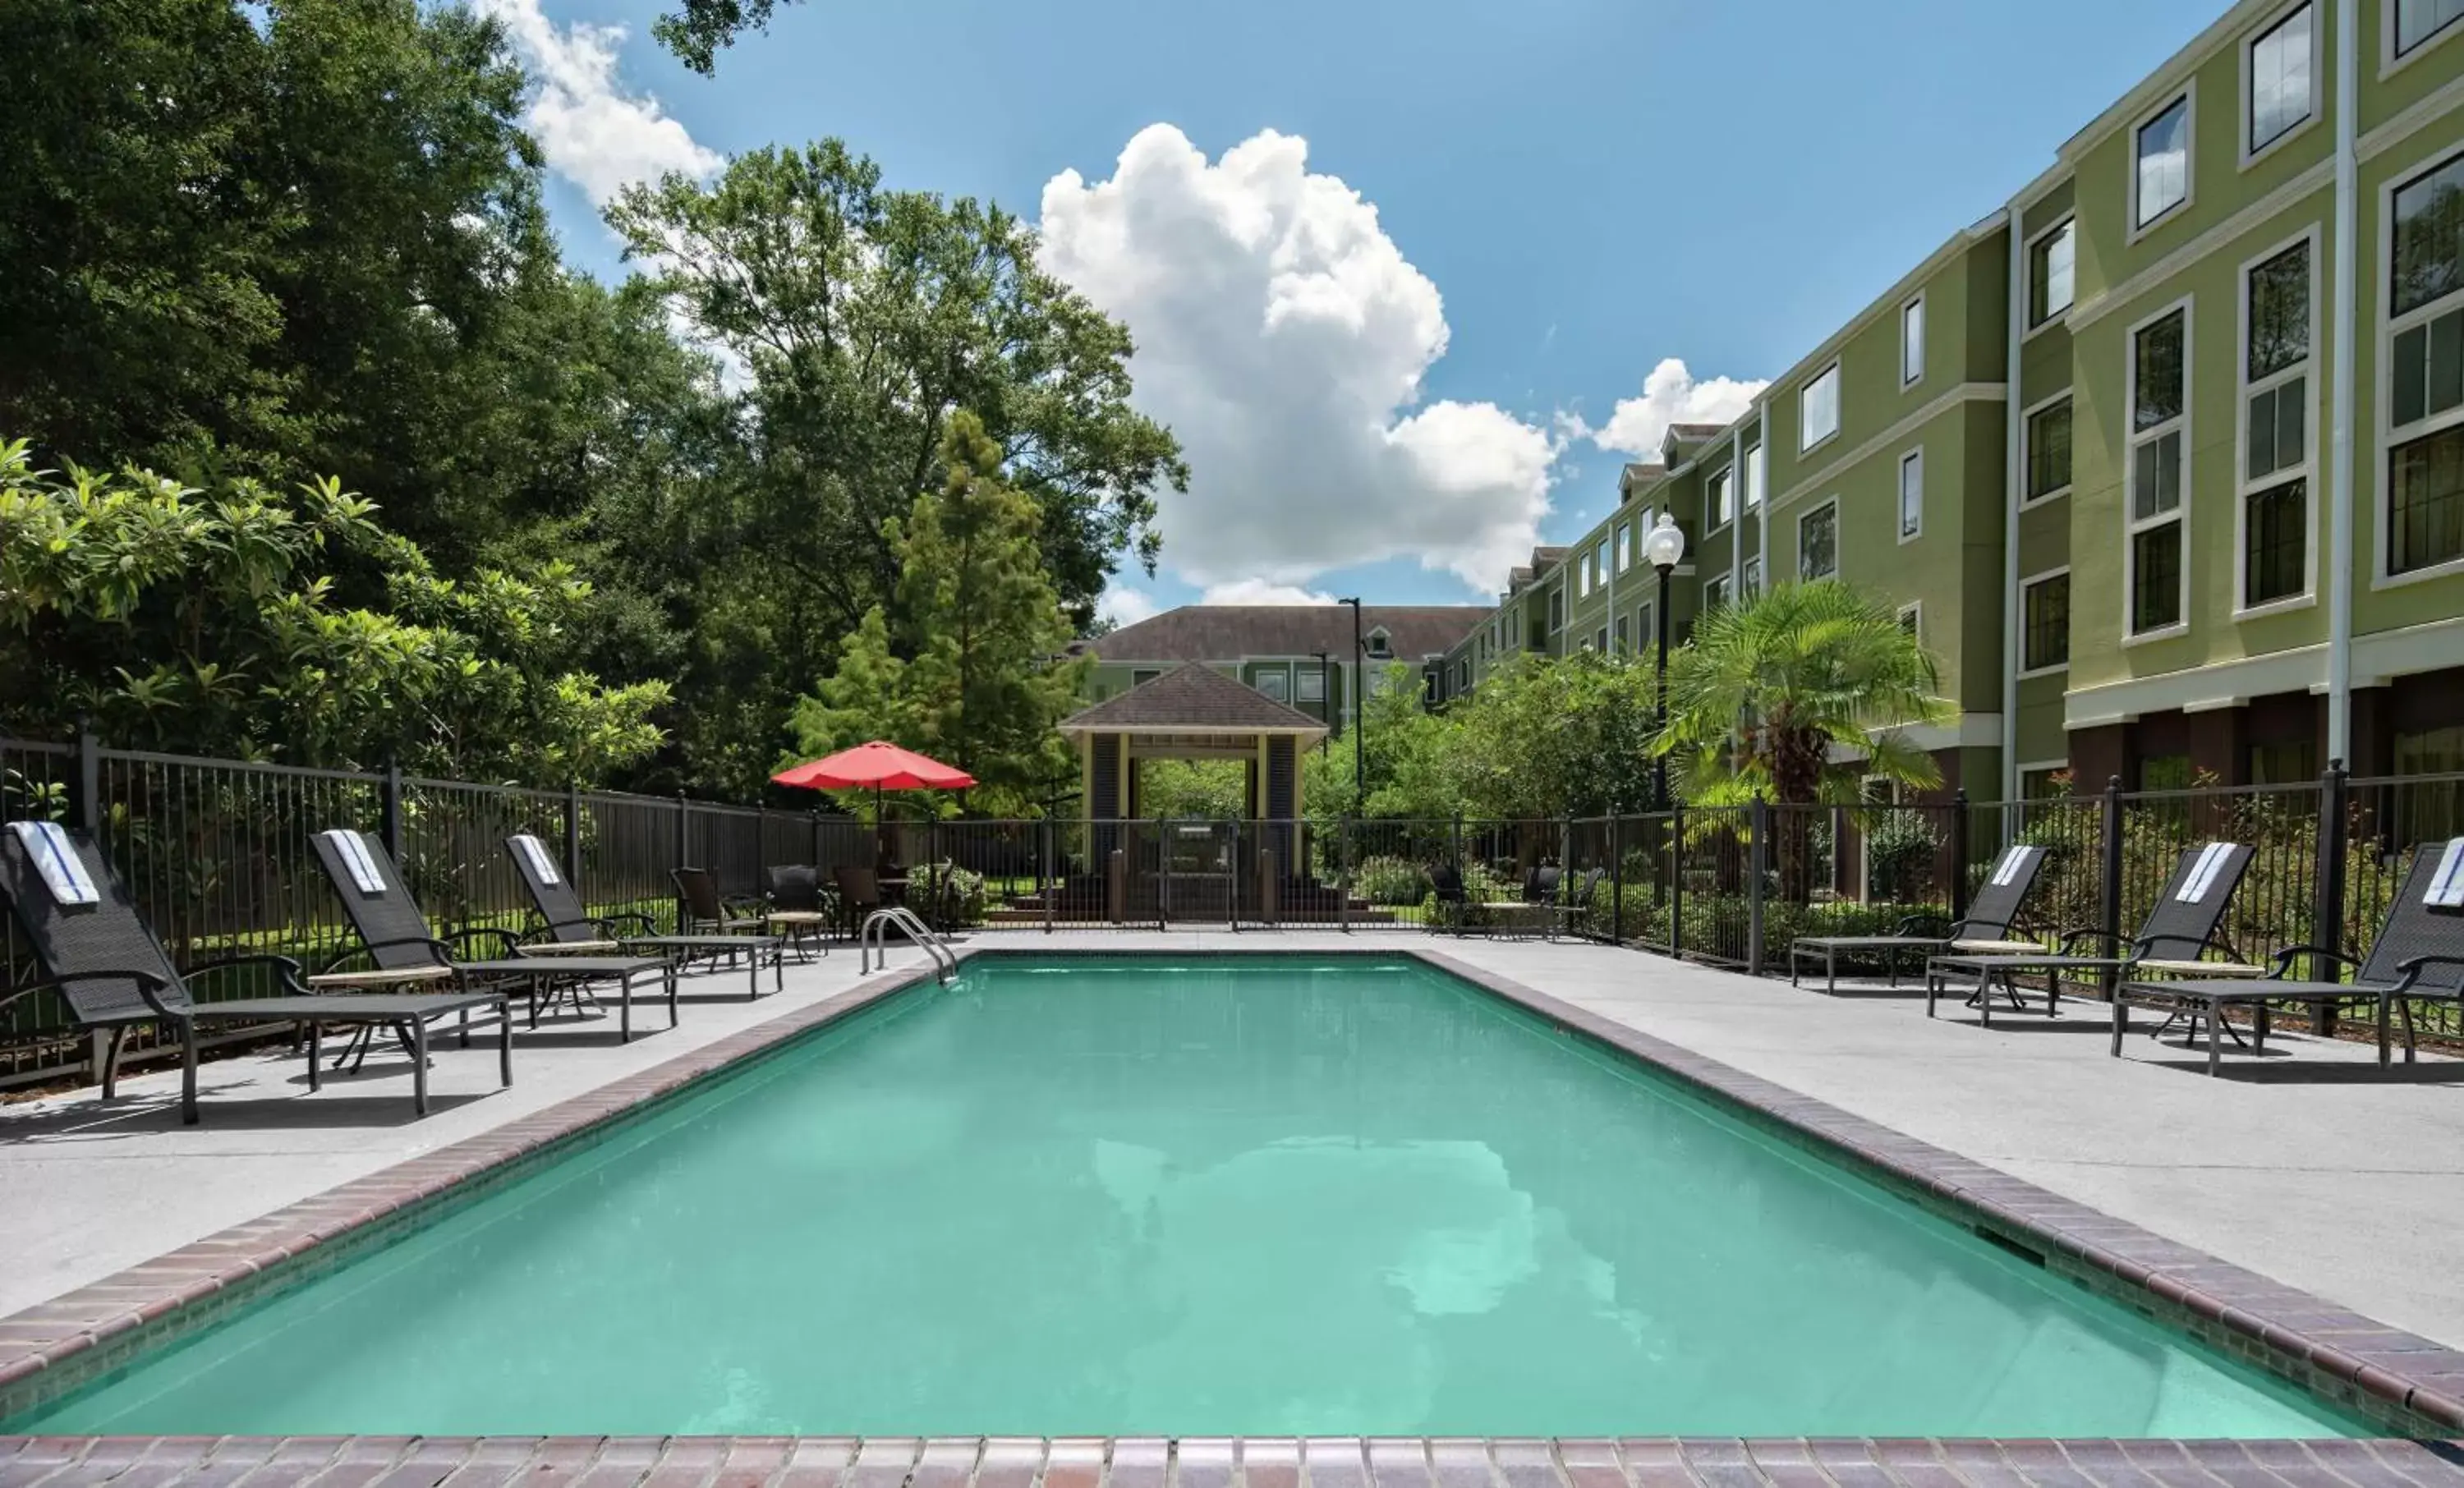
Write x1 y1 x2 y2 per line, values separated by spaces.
1264 734 1299 880
1087 732 1125 883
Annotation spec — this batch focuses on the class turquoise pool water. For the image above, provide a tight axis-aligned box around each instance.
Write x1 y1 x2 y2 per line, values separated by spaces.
10 956 2365 1438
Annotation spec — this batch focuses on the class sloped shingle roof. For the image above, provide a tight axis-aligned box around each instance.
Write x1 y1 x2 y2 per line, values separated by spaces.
1058 663 1331 737
1087 604 1487 663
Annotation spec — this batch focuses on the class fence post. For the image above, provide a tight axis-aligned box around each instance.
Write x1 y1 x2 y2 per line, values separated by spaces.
1042 820 1056 935
564 781 583 882
1338 817 1353 934
73 723 106 1083
1157 818 1171 929
1949 788 1970 923
1610 814 1624 944
674 792 691 932
1670 802 1685 960
381 757 405 862
2099 774 2125 1002
2310 759 2350 1034
1450 813 1464 875
1230 818 1243 933
1747 795 1768 976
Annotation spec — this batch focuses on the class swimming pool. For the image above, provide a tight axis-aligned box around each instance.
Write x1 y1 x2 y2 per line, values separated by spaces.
6 955 2365 1439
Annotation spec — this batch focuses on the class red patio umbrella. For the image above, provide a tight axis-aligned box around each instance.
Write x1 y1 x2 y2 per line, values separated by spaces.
771 742 975 870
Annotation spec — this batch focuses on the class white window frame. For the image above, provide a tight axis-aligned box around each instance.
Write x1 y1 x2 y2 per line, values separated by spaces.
2376 145 2464 587
1796 497 1840 581
2018 759 2072 802
1297 664 1326 704
1615 520 1632 573
2385 0 2464 76
1577 551 1593 597
2124 296 2195 643
1703 575 1730 612
2234 225 2320 616
1367 626 1392 658
2241 1 2320 167
1896 601 1922 644
2128 85 2197 242
2025 216 2078 333
1901 292 1926 388
1255 664 1291 703
1708 469 1733 531
1593 625 1608 654
1548 586 1565 635
1596 540 1610 590
1742 555 1763 599
2019 564 2072 678
1800 362 1841 452
2020 388 2076 507
1897 447 1924 543
1745 443 1766 508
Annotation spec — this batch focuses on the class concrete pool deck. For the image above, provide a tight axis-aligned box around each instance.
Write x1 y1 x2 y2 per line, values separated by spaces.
4 932 2462 1435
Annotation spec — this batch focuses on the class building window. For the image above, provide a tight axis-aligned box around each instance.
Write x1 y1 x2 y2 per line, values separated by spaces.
2392 425 2464 573
1799 501 1837 581
1742 556 1763 598
1615 521 1631 572
1897 603 1920 641
1613 614 1630 653
2142 755 2195 792
1596 540 1610 587
1367 627 1391 658
2249 738 2316 785
2397 726 2464 840
2391 153 2464 432
1703 575 1730 611
2020 766 2069 800
1897 448 1924 540
2025 397 2073 502
2246 241 2310 480
2023 571 2070 673
1577 553 1593 597
1298 666 1325 704
2397 0 2464 57
1256 668 1289 702
1548 588 1565 634
2246 480 2308 604
2030 219 2076 326
1593 626 1608 653
2128 305 2190 633
1710 470 1733 527
2135 94 2191 230
1800 364 1841 450
1901 296 1925 386
2249 4 2313 154
1133 668 1162 687
1745 443 1765 507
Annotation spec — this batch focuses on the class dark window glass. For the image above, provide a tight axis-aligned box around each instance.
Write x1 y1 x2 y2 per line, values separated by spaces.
2392 424 2464 573
2030 221 2076 325
2244 479 2306 605
2247 376 2307 479
2131 523 2184 632
2397 0 2464 58
2141 755 2194 791
2249 739 2315 785
2247 242 2310 380
2134 310 2186 429
2026 398 2073 499
2024 573 2070 672
2394 153 2464 318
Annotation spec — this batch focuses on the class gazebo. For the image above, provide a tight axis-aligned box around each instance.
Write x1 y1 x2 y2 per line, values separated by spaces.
1054 662 1331 916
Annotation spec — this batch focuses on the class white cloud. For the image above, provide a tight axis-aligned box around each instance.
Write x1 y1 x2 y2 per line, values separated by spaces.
1581 358 1768 461
1198 579 1338 606
476 0 721 205
1097 584 1162 628
1039 126 1558 596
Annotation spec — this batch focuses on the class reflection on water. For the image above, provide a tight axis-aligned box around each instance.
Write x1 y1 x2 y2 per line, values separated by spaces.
12 958 2361 1439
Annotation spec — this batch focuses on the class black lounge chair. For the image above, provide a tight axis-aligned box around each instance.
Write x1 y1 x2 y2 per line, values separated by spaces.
0 821 509 1122
830 866 886 937
673 866 772 939
763 864 835 956
2116 838 2464 1075
312 829 675 1044
1791 843 2052 994
503 834 785 999
1925 841 2257 1026
1428 863 1475 935
1557 867 1605 940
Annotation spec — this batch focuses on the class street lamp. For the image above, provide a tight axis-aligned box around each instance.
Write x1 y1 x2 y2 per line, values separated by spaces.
1340 596 1365 811
1643 513 1687 811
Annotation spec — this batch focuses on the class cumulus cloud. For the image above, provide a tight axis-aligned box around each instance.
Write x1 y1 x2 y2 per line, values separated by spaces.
1199 579 1338 606
1097 585 1162 628
1580 358 1768 460
1039 126 1558 596
477 0 722 204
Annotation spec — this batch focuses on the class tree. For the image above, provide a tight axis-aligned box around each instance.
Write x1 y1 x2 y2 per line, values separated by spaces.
787 413 1086 816
0 439 668 783
1441 651 1662 820
1650 580 1949 899
652 0 794 73
1138 760 1249 820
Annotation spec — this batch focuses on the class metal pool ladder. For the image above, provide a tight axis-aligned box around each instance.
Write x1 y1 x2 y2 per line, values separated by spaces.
861 907 957 981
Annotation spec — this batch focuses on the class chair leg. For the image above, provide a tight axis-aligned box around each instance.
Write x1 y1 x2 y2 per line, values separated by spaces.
2109 994 2127 1056
308 1021 322 1092
2378 992 2392 1066
411 1017 430 1117
667 963 680 1028
179 1021 199 1126
498 1000 513 1088
101 1024 127 1100
2207 998 2223 1076
618 971 632 1044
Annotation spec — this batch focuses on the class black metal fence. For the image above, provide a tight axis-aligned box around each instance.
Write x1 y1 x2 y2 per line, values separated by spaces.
10 732 2464 1088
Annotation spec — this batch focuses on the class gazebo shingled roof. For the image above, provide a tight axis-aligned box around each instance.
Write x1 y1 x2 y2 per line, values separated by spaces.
1058 662 1330 740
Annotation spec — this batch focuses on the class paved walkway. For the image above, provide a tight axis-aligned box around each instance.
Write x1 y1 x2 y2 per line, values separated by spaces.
4 930 2460 1350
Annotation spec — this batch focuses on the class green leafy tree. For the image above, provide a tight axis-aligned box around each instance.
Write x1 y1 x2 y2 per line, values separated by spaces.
788 413 1086 816
1652 579 1949 899
0 439 667 783
1440 651 1662 820
652 0 793 73
1138 760 1250 820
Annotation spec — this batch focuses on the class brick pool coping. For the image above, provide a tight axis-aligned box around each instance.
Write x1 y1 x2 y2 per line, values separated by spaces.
4 944 2463 1482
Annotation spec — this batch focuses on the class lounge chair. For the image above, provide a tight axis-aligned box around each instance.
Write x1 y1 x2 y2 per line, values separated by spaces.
1924 841 2257 1026
1556 867 1605 940
312 829 675 1044
0 821 509 1122
503 834 784 999
673 866 771 939
1428 862 1475 935
1791 843 2052 994
2115 838 2464 1075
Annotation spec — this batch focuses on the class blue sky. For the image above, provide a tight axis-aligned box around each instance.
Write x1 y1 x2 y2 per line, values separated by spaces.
499 0 2218 617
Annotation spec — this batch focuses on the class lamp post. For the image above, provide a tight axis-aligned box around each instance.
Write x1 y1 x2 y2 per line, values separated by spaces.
1340 597 1365 811
1643 513 1687 811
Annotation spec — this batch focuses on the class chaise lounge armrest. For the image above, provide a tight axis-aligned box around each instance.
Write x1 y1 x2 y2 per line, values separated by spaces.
184 953 309 997
0 967 183 1022
2054 925 2127 954
315 936 458 978
2266 943 2364 980
2393 953 2464 993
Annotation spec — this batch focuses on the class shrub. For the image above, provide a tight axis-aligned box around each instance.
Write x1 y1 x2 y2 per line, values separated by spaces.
1355 855 1433 907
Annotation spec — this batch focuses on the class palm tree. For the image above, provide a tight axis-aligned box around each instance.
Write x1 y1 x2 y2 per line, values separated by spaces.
1651 580 1951 899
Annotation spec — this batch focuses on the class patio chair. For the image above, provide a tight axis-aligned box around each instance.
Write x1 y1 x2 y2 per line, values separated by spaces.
1791 843 2052 994
0 821 510 1122
672 866 770 939
763 864 834 958
1556 867 1605 940
2114 838 2464 1075
832 866 886 937
313 829 674 1044
503 834 784 999
1428 862 1476 935
1924 841 2257 1026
